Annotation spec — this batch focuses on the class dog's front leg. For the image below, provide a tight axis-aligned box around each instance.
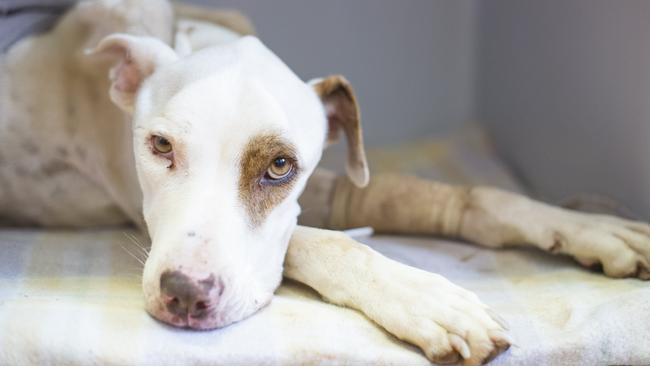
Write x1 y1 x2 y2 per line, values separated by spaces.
284 226 511 366
325 174 650 279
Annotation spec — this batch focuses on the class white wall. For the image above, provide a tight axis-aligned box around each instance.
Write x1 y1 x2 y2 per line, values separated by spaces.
187 0 478 146
477 0 650 219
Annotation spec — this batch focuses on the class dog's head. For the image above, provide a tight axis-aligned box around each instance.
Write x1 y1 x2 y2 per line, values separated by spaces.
92 34 368 329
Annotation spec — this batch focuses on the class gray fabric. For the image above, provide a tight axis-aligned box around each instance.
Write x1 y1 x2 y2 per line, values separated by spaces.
0 0 74 52
0 0 74 13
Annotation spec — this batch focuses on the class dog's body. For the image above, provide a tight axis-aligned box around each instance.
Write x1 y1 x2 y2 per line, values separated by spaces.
2 1 650 365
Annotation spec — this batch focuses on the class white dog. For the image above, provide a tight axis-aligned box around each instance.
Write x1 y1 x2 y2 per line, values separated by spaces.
1 1 649 365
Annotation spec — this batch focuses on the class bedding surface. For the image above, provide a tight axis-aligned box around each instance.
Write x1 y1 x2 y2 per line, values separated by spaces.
1 228 649 365
1 129 648 365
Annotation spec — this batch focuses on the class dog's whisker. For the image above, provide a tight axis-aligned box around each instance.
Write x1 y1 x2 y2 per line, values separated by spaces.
122 232 150 258
122 232 141 245
124 240 149 261
120 244 146 266
123 232 149 252
133 243 150 258
120 240 145 258
125 232 148 251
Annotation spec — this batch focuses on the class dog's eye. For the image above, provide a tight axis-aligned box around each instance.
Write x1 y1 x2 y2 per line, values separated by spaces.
266 157 293 180
152 135 173 155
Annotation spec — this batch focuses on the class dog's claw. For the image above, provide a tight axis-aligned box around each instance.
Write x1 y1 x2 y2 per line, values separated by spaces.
449 333 471 360
488 329 513 348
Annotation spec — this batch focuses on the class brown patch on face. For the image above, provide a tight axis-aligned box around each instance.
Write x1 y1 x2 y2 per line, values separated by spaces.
238 133 299 227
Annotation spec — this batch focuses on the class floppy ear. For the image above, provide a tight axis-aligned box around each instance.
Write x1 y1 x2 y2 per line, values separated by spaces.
88 34 178 114
310 75 369 188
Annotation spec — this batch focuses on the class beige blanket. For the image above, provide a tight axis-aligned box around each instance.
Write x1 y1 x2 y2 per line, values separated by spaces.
1 229 649 365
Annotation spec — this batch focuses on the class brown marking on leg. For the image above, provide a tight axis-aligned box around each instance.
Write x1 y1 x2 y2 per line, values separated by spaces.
549 231 566 254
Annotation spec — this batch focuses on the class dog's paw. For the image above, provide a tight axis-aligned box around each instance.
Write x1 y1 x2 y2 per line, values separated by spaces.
364 265 511 365
550 212 650 279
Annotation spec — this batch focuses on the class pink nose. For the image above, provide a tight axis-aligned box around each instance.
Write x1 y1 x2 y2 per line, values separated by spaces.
159 270 222 320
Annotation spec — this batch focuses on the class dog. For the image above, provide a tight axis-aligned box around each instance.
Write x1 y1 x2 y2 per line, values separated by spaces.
1 1 649 365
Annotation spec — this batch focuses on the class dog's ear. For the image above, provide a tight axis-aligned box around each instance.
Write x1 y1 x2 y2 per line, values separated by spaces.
88 34 178 114
310 75 369 188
